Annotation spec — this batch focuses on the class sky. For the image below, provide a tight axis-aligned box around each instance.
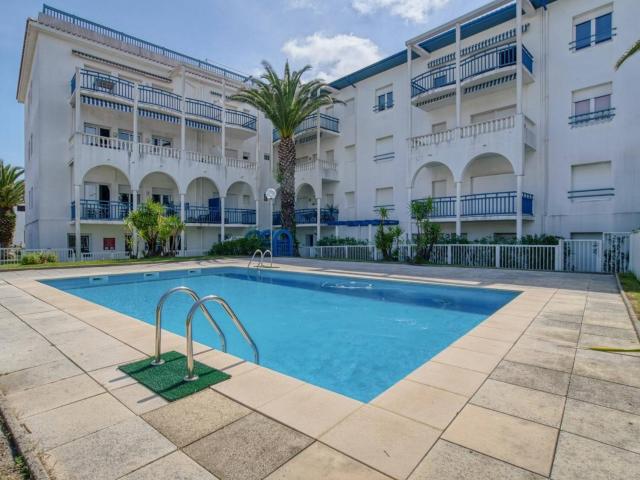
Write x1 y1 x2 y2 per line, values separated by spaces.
0 0 487 167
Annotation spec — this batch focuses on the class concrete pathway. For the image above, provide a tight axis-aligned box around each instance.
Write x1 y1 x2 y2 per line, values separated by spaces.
0 258 639 479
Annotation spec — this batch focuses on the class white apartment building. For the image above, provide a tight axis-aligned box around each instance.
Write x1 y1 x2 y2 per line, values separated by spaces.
17 1 640 256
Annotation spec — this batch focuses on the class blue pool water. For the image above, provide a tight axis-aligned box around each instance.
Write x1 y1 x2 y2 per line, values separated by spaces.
43 268 518 401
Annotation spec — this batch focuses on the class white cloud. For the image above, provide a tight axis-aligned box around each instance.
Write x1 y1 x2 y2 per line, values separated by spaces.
282 33 383 82
351 0 450 23
286 0 322 11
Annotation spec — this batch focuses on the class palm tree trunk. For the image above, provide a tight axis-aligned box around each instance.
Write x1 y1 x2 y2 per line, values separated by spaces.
0 207 16 248
278 136 297 252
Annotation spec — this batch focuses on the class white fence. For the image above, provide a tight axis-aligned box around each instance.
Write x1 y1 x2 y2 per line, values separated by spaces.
302 233 632 274
0 248 77 265
630 232 640 278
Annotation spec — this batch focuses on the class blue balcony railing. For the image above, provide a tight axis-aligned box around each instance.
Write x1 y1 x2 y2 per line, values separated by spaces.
273 113 340 141
45 5 248 83
185 98 222 122
71 200 131 221
413 192 533 218
225 208 256 225
70 69 134 99
273 208 339 225
411 43 533 98
138 86 182 112
184 204 220 223
226 110 257 131
568 108 615 126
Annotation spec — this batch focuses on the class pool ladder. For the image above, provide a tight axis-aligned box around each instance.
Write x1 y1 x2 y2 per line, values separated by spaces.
153 286 259 381
248 249 272 269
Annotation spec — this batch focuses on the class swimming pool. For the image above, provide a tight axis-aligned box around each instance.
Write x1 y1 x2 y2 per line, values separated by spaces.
44 267 518 401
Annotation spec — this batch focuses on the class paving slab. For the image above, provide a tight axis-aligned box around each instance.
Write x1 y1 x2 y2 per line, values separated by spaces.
491 360 570 395
121 451 218 480
320 405 441 479
409 440 545 480
5 374 104 418
184 412 312 480
442 404 558 477
573 349 640 388
432 347 502 374
0 358 82 394
471 379 565 427
110 382 169 415
568 374 640 415
23 393 133 450
259 383 361 438
142 389 250 447
266 442 391 480
44 417 176 480
406 361 487 397
551 431 640 480
0 344 65 375
505 345 575 373
371 380 468 430
561 398 640 453
87 363 139 390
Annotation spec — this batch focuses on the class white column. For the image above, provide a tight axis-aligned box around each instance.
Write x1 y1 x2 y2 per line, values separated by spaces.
516 0 523 115
407 186 413 239
132 189 138 257
316 197 321 241
368 224 373 245
516 174 523 240
335 225 339 238
407 47 413 138
455 181 462 237
455 23 462 129
74 67 81 132
255 199 260 230
221 80 227 165
220 196 226 242
180 193 186 254
180 67 187 156
73 184 81 259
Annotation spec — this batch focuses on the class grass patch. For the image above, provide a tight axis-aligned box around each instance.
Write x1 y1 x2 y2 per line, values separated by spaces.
619 272 640 318
119 351 230 401
0 255 225 271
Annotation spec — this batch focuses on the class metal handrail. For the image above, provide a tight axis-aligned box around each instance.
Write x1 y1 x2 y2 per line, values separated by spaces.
152 286 227 366
262 250 273 268
248 249 263 268
185 295 259 380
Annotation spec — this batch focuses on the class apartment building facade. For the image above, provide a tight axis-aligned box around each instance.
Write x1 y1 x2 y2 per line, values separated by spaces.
17 0 640 256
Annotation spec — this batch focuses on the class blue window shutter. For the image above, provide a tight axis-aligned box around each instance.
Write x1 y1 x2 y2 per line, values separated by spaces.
386 91 393 108
377 94 385 111
595 13 612 43
575 21 592 50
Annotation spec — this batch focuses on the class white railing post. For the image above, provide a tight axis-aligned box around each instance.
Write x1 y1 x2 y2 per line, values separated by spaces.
555 240 564 271
447 244 452 264
495 245 501 269
596 240 603 273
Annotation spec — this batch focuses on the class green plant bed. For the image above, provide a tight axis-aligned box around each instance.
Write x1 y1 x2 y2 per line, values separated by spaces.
119 351 230 401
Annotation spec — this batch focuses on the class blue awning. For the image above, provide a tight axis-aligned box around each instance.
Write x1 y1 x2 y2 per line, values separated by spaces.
186 119 221 133
81 95 131 112
138 108 179 124
327 220 400 227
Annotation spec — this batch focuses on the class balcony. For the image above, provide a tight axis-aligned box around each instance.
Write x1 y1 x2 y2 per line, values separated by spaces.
71 200 255 225
272 113 340 142
411 43 533 110
71 69 257 132
568 108 615 127
272 208 339 225
412 192 533 221
294 158 338 182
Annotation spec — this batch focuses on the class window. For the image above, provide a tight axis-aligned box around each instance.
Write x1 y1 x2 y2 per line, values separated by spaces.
374 86 393 112
572 8 613 51
225 148 238 160
103 238 116 251
374 136 394 162
374 187 394 211
151 136 172 147
471 105 516 124
242 152 250 161
569 161 614 199
570 84 614 125
432 122 447 134
263 153 270 161
28 134 33 163
84 124 111 147
118 129 140 143
67 234 90 253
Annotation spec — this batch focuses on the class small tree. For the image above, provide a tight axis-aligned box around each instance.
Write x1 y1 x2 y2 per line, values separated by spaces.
375 207 403 261
410 198 441 262
124 200 183 257
0 162 25 248
159 215 184 256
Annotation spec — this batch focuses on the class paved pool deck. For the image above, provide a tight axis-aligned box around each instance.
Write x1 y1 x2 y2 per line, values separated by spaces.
0 258 639 480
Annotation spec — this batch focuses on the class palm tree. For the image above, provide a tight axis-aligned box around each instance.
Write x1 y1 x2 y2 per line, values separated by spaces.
0 162 25 248
231 61 337 245
615 39 640 69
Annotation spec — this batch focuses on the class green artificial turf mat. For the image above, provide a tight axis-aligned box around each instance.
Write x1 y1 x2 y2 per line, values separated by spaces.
118 351 230 401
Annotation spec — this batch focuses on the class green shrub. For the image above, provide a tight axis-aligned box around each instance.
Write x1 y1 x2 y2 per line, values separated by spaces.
208 237 263 256
21 251 58 265
317 236 367 246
